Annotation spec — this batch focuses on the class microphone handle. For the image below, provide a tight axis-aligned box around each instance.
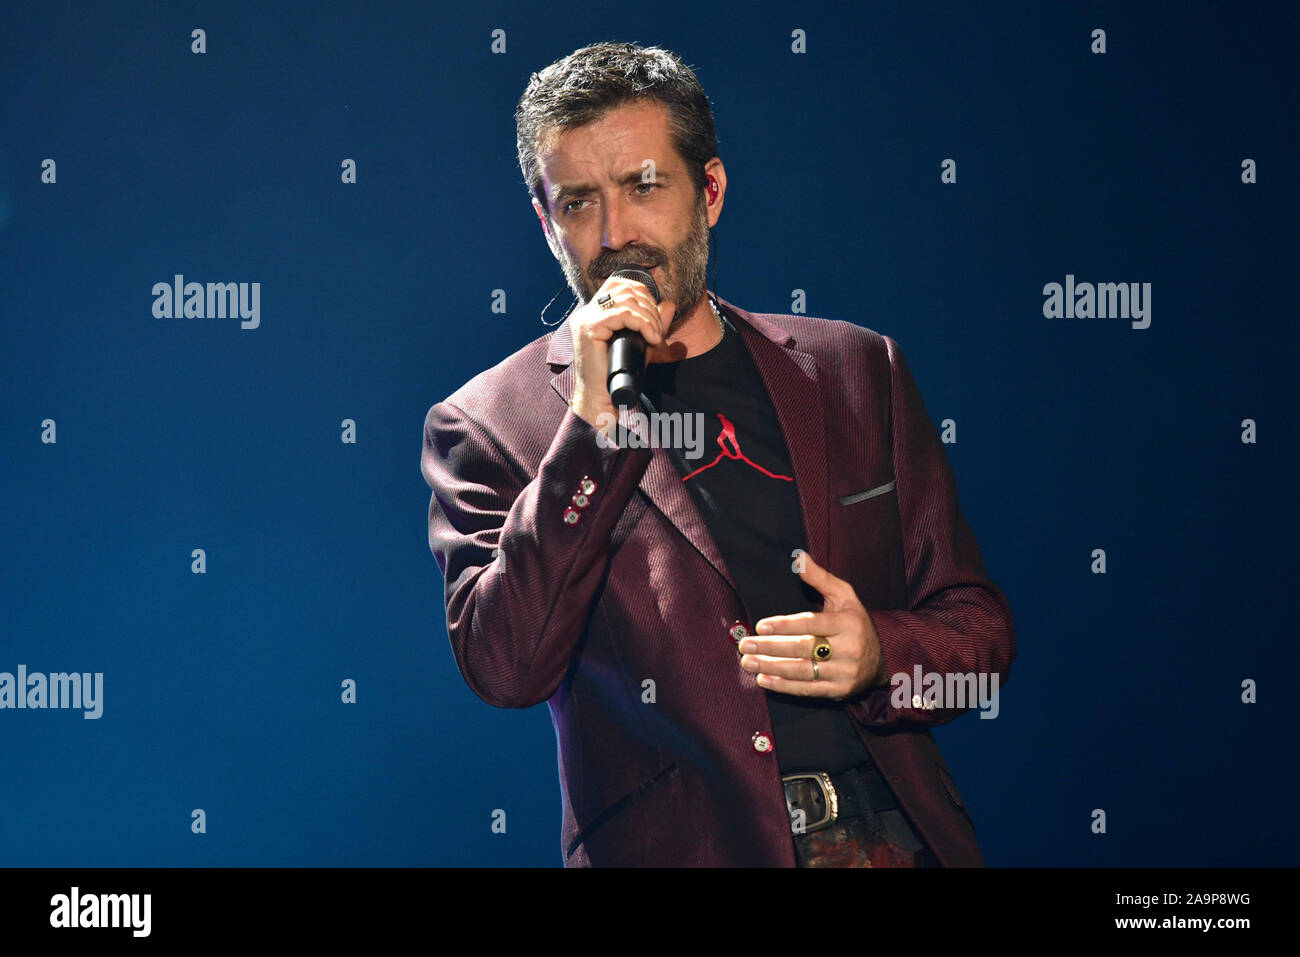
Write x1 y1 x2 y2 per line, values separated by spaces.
603 267 659 410
607 329 646 410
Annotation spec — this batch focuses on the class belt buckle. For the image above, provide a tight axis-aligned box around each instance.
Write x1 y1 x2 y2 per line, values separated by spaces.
782 771 839 835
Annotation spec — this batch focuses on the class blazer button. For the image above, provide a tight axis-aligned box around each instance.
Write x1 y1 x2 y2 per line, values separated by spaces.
729 622 749 641
579 476 597 496
572 492 590 509
562 507 581 526
751 732 773 754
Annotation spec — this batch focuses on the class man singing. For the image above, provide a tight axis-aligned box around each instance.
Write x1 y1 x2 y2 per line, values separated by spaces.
421 41 1015 866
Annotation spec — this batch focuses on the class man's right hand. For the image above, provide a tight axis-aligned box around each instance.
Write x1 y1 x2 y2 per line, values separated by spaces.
568 275 677 438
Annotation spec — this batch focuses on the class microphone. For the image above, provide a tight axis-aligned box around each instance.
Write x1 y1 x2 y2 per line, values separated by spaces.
605 267 660 409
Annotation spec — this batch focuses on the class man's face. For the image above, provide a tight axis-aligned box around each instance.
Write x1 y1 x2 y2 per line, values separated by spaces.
535 100 711 336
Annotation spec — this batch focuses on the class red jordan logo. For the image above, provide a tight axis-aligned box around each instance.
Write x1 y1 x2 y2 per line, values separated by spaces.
681 413 793 482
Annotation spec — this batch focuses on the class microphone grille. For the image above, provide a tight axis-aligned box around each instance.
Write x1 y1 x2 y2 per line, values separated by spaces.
608 267 660 304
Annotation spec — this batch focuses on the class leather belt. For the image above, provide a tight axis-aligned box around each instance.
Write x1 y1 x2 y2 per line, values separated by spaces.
783 762 901 834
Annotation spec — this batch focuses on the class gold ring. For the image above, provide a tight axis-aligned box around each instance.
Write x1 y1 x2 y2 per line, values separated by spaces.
813 641 833 662
597 293 615 310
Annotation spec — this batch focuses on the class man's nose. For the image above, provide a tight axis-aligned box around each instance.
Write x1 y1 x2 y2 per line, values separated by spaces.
600 192 638 251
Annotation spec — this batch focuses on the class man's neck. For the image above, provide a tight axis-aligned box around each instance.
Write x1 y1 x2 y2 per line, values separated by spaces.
646 292 723 364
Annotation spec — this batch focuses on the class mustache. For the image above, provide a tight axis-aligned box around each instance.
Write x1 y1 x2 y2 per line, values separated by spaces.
591 256 663 281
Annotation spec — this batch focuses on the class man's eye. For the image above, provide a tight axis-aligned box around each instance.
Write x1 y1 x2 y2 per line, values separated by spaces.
635 182 657 195
563 199 587 214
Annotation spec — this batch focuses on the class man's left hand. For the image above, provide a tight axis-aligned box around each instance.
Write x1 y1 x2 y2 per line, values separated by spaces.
738 551 885 700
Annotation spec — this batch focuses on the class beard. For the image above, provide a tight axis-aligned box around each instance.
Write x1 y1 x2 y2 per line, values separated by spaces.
562 195 710 338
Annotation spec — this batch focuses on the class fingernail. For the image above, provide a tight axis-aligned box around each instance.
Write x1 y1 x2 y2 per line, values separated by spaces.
757 623 773 635
739 640 756 653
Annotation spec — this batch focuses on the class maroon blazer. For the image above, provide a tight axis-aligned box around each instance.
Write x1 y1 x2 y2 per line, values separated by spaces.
421 294 1015 866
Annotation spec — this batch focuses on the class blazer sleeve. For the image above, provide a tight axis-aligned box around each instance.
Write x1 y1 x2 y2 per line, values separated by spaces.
422 400 653 709
844 336 1016 729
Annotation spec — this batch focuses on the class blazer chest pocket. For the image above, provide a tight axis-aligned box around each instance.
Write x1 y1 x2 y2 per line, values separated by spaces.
838 479 896 506
832 475 904 607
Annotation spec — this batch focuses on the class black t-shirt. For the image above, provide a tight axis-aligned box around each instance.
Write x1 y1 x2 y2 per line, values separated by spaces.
639 301 871 774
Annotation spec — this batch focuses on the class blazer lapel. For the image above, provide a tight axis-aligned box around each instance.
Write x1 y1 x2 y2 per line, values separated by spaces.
722 298 831 574
546 293 830 602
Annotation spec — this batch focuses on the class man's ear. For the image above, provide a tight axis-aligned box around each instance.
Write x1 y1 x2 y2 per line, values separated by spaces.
532 198 560 261
702 157 726 229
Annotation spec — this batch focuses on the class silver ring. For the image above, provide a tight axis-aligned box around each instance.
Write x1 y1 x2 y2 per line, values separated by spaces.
812 661 821 680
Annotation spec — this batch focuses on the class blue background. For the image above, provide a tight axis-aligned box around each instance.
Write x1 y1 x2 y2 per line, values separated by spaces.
1 0 1295 866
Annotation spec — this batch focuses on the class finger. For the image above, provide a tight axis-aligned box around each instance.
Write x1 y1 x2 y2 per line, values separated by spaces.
736 635 816 659
740 635 856 665
738 650 816 681
753 610 844 637
790 548 852 600
754 670 838 699
625 283 667 340
608 277 669 340
794 550 856 603
589 291 665 345
608 275 657 305
744 655 852 690
657 300 676 335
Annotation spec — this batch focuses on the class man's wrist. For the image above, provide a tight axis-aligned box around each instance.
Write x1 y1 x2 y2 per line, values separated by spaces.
571 390 617 435
867 652 889 690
